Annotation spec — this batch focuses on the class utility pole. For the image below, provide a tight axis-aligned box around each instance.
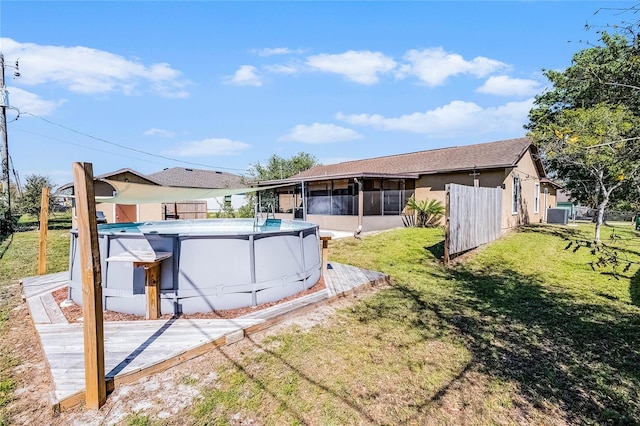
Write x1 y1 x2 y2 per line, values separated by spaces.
0 53 11 224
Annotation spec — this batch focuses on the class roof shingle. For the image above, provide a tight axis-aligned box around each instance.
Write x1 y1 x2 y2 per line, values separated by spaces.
147 168 243 189
294 137 535 179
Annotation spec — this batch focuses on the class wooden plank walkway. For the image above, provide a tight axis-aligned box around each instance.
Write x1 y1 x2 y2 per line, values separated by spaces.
36 318 264 408
20 262 389 411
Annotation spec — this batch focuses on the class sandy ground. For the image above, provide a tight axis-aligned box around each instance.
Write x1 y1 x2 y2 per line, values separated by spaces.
4 281 374 425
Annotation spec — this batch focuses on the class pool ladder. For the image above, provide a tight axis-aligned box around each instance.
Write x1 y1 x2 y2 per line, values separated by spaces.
254 202 276 228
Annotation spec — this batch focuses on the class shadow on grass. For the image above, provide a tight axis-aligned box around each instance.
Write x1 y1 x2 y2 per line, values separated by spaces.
519 224 581 240
0 234 12 261
630 270 640 308
352 266 640 424
425 240 444 260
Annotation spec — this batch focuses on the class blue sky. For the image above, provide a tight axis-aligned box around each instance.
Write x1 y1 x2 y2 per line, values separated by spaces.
0 1 632 187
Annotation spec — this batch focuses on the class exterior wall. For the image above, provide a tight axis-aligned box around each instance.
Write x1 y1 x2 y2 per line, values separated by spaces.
97 202 116 223
414 170 505 227
79 202 161 227
502 150 542 229
203 195 247 213
139 203 163 221
362 215 406 232
415 169 505 207
305 214 358 232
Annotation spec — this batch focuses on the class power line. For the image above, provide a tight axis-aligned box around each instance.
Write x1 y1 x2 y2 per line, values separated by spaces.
14 128 175 168
21 111 250 172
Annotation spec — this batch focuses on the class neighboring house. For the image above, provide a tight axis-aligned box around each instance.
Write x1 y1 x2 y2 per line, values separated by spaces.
147 167 246 213
257 137 559 233
556 188 577 220
59 167 245 225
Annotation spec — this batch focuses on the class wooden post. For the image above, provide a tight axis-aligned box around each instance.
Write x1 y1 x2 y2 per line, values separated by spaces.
136 261 161 320
444 184 450 264
73 162 106 409
37 187 50 275
320 235 332 275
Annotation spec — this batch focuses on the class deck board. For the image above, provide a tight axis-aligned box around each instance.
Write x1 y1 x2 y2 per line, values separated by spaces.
23 262 389 410
21 271 68 299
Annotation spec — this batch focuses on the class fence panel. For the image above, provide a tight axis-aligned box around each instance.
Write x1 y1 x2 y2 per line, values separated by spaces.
162 201 207 220
445 184 501 262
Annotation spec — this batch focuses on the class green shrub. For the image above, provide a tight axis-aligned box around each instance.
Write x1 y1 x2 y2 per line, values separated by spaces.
405 197 445 227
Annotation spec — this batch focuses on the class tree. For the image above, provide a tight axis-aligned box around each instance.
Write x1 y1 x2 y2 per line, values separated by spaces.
527 16 640 240
247 152 318 181
529 103 640 241
18 174 56 220
244 152 319 216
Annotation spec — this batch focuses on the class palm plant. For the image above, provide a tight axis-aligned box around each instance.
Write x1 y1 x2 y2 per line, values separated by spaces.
406 197 445 227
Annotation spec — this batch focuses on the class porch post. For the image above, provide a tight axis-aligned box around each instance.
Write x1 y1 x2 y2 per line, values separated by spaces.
357 179 363 230
301 180 306 221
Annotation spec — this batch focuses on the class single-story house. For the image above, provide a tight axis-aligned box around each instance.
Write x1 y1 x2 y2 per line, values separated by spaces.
59 167 245 225
148 167 246 213
256 137 559 233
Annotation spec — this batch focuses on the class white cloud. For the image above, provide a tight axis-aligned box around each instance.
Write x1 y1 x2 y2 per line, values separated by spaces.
6 86 65 115
476 75 541 97
337 99 534 138
252 47 304 57
397 47 509 87
143 128 175 138
263 64 300 74
224 65 263 86
162 138 251 156
279 123 363 144
1 38 190 98
306 50 397 85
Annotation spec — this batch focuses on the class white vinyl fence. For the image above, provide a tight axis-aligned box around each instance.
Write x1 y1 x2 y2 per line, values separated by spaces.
445 183 502 262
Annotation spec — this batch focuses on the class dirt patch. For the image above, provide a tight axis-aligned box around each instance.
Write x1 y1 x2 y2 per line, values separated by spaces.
51 277 326 323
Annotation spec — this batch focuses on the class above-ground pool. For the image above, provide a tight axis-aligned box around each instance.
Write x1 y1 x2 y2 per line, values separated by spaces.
68 219 322 315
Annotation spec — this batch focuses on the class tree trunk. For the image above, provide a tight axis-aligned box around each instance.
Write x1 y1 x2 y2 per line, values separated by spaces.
594 198 607 242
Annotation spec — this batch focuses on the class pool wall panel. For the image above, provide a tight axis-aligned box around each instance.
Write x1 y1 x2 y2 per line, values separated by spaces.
69 219 321 316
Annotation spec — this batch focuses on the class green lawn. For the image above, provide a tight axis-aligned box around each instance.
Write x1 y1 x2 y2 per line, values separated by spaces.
190 223 640 425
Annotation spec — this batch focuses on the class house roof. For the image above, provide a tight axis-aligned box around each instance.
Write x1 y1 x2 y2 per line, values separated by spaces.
147 167 244 189
57 168 161 191
258 137 543 185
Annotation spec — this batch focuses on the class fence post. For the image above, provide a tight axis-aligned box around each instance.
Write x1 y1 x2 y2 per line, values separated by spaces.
73 162 106 409
37 187 50 275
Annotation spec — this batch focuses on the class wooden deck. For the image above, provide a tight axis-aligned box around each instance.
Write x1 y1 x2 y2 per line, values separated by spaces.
20 262 389 411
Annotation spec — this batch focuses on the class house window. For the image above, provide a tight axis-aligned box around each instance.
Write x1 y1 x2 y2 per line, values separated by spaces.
224 195 232 208
512 175 520 214
534 183 540 214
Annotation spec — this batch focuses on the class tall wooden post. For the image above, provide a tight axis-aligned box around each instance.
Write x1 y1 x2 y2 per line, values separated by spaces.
444 184 451 264
73 162 106 409
37 187 50 275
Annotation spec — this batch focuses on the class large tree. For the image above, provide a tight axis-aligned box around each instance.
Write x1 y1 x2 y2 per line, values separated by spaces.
529 103 640 241
247 152 318 181
243 152 319 216
527 20 640 240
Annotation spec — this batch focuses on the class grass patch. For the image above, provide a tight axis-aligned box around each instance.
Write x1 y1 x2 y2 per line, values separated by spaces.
0 227 71 422
191 223 640 424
